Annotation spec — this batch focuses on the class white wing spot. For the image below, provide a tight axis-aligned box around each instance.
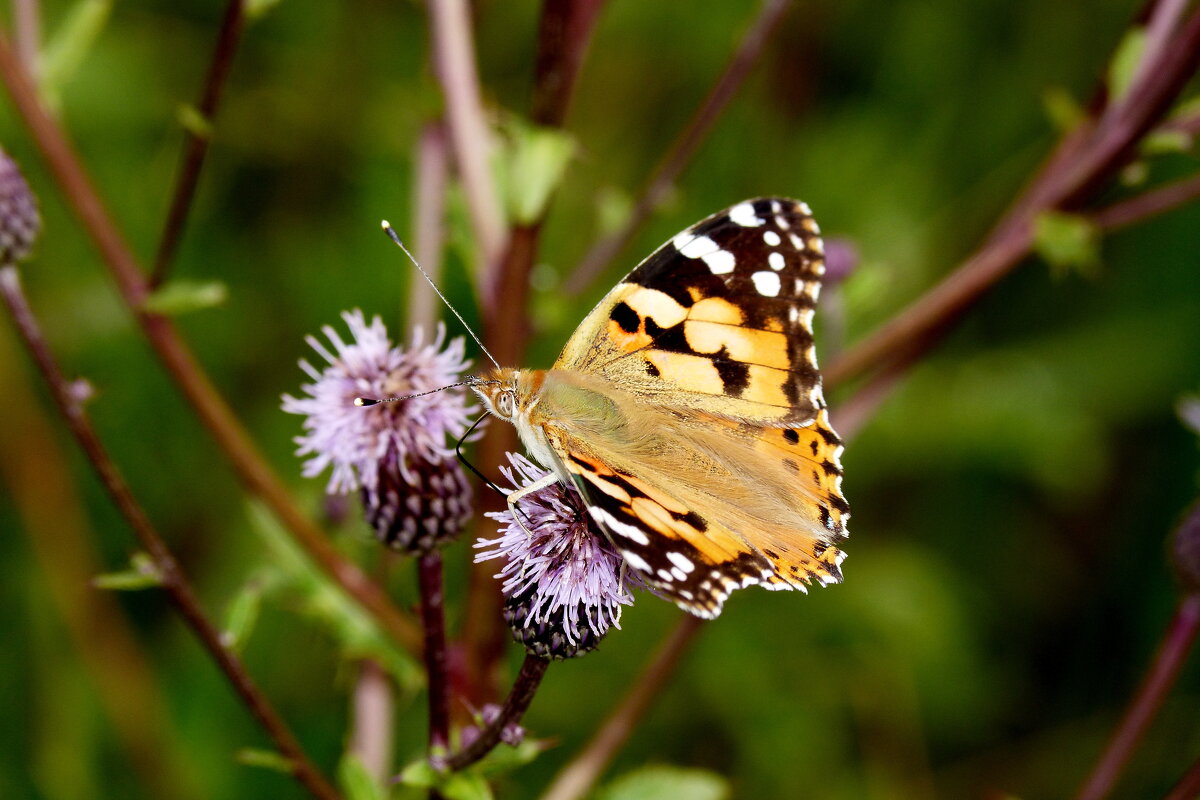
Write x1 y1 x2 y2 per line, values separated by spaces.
671 567 688 581
763 230 781 246
775 215 790 229
811 237 825 255
752 271 781 296
702 249 735 275
789 233 804 250
621 549 652 573
729 202 761 227
590 507 650 546
768 252 785 271
657 569 675 582
799 202 812 215
667 552 696 573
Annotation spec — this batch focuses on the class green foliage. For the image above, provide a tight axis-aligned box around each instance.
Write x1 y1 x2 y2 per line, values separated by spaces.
337 754 386 800
142 279 228 315
496 117 576 225
593 766 730 800
1033 210 1101 276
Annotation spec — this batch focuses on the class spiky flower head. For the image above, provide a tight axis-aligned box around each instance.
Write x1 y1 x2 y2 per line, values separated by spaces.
282 311 475 551
0 147 40 264
475 453 637 659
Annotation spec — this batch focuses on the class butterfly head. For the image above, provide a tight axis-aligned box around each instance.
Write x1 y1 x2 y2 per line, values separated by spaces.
467 368 543 423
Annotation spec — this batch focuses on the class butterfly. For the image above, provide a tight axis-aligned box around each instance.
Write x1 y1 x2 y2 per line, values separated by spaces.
470 198 849 618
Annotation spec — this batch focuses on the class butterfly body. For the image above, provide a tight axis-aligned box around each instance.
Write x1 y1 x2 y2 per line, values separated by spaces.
473 198 849 618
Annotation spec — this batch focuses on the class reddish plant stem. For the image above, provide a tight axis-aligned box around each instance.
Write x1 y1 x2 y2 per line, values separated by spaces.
0 266 342 800
0 31 422 655
1075 593 1200 800
1166 751 1200 800
564 0 793 296
445 654 549 771
1091 171 1200 231
419 552 452 753
410 122 450 334
825 8 1200 392
540 615 704 800
150 0 247 287
12 0 38 75
530 0 607 127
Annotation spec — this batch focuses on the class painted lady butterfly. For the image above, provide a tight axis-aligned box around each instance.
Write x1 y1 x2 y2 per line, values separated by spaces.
471 198 849 618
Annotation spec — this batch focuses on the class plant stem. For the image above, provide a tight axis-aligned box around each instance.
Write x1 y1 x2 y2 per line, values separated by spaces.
427 0 506 285
419 552 452 753
445 654 549 771
0 30 422 655
0 265 342 800
540 615 705 800
150 0 247 287
564 0 793 296
409 122 450 334
1075 593 1200 800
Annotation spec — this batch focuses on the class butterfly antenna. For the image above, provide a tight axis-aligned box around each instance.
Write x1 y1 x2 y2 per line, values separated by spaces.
380 221 501 370
354 381 475 406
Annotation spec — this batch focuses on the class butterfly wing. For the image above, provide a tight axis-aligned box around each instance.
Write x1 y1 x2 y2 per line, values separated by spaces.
544 198 849 616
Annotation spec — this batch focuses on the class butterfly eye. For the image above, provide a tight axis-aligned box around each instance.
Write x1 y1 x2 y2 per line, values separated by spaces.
497 390 515 418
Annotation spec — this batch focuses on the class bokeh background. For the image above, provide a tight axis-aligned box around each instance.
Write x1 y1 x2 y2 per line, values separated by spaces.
3 1 1200 798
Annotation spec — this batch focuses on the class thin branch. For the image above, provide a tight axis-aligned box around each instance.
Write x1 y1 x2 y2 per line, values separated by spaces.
530 0 607 127
12 0 38 76
1091 171 1200 231
427 0 506 286
419 552 452 753
1075 593 1200 800
0 265 342 800
150 0 247 287
409 122 449 334
825 7 1200 392
540 616 705 800
563 0 794 296
1166 749 1200 800
0 31 422 655
445 654 549 771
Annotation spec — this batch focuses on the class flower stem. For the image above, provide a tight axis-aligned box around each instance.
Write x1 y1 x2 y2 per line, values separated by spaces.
1074 593 1200 800
150 0 247 287
419 552 452 753
446 654 549 771
0 30 422 656
540 615 705 800
0 266 342 800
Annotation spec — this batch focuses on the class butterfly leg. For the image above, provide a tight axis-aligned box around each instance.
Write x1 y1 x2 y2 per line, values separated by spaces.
505 473 560 540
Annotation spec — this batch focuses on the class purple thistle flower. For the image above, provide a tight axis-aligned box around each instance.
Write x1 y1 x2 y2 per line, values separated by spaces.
475 453 638 659
282 311 476 550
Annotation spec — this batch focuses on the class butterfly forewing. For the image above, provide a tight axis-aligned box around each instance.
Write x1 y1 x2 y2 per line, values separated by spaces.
526 198 850 618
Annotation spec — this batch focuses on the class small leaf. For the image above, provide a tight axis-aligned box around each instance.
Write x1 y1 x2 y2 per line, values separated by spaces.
1041 86 1086 133
176 104 214 139
496 118 576 224
440 772 494 800
474 739 547 776
1108 27 1147 105
595 765 731 800
245 0 285 19
395 759 437 788
337 754 385 800
1178 394 1200 437
41 0 114 94
1141 129 1192 155
143 280 228 315
221 579 265 653
1033 211 1100 277
236 748 295 774
93 552 162 591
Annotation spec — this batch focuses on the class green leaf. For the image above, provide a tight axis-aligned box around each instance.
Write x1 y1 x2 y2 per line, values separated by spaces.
1041 86 1086 133
41 0 114 95
176 104 214 139
236 748 295 774
1141 129 1192 155
142 280 229 315
395 759 437 789
1107 27 1147 105
1033 211 1100 277
245 0 286 19
440 772 493 800
221 578 266 653
496 118 576 224
93 552 161 591
338 754 385 800
595 765 731 800
1178 394 1200 438
473 739 545 776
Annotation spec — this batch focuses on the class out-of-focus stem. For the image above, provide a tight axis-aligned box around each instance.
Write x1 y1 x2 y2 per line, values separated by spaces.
409 122 449 334
419 552 452 753
445 654 549 771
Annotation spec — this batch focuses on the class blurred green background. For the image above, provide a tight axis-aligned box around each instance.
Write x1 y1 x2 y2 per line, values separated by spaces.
2 0 1200 798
